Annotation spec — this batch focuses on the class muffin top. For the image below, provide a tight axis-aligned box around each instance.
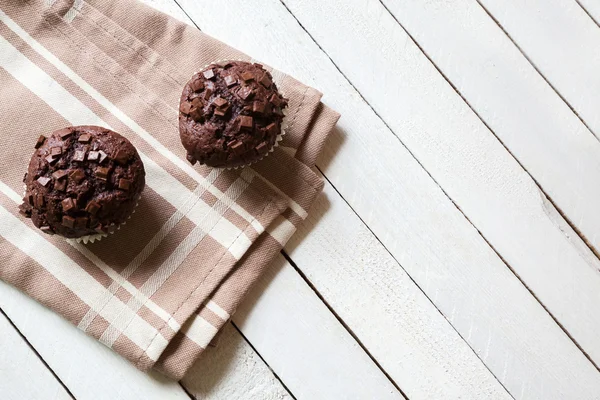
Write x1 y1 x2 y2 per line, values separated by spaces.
179 61 288 168
19 126 145 238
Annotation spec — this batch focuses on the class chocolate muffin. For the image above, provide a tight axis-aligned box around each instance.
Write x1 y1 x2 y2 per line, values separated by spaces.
19 126 145 239
179 61 288 168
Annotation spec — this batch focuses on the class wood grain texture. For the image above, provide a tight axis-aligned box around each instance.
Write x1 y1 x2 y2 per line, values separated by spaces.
288 183 511 399
182 323 292 400
232 254 404 400
478 0 600 136
0 281 191 400
0 311 72 400
176 0 600 398
371 0 600 369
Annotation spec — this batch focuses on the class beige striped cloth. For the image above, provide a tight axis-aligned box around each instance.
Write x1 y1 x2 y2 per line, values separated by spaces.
0 0 338 379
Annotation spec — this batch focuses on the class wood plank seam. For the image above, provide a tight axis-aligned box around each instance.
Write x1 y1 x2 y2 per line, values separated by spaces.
0 307 77 400
281 251 409 400
166 2 411 397
230 321 298 400
474 0 596 154
315 167 515 399
281 0 600 383
275 1 513 393
575 0 600 30
367 0 600 373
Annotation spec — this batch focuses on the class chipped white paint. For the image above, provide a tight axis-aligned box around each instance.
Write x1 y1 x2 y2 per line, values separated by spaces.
181 324 292 400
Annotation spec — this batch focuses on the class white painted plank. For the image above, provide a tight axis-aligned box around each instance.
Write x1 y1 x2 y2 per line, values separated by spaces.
182 323 292 400
288 183 511 399
367 0 600 367
579 0 600 25
1 274 293 400
0 311 72 400
175 0 600 398
138 1 501 399
0 281 190 400
232 254 403 400
478 0 600 137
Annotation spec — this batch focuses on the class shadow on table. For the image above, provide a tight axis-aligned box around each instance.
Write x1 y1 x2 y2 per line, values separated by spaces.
178 125 347 394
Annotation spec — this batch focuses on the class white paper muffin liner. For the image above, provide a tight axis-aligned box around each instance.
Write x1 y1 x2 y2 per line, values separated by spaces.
184 59 289 170
24 184 138 244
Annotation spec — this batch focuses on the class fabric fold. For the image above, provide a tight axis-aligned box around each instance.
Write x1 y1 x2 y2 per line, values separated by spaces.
0 0 339 378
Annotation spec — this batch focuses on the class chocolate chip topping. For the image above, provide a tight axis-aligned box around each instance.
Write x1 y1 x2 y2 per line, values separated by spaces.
179 61 288 168
19 126 145 238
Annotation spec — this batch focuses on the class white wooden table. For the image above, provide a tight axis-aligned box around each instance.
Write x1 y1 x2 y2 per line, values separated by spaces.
3 0 600 398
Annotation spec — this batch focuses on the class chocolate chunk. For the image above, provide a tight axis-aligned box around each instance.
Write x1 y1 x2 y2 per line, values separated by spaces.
118 178 132 191
52 170 69 181
94 224 105 234
180 101 192 115
56 128 73 139
259 73 272 88
98 150 109 164
50 147 62 156
95 166 110 181
270 93 282 107
202 69 215 80
237 86 254 101
75 217 88 229
87 151 99 161
37 176 51 187
23 173 28 183
35 135 46 149
191 98 203 109
191 79 205 92
113 149 129 165
55 180 66 192
189 106 204 122
62 197 76 212
40 226 54 235
62 216 75 229
230 141 244 155
213 97 228 108
78 134 91 143
203 88 214 101
224 75 237 87
255 142 268 154
273 107 284 117
241 71 254 82
73 149 87 162
266 122 279 136
253 102 266 115
214 108 228 117
34 193 45 208
239 116 253 130
69 169 85 184
85 200 101 215
26 193 34 206
45 155 57 165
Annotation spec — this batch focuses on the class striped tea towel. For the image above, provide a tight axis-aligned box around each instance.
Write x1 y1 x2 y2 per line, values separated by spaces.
0 0 339 379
